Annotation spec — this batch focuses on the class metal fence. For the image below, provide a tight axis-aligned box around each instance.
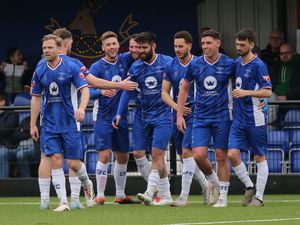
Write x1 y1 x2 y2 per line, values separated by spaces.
0 101 300 178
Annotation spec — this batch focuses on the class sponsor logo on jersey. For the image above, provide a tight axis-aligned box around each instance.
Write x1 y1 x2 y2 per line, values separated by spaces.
235 77 242 89
204 76 217 90
112 75 122 83
145 76 157 89
49 82 59 96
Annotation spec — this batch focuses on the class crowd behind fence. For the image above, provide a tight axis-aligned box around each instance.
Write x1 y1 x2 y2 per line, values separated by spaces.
0 101 300 178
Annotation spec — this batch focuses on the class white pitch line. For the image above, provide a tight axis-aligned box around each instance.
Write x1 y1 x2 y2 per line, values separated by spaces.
0 199 300 205
165 217 300 225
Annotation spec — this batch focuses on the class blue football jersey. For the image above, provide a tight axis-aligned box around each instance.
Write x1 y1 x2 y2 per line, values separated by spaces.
31 57 88 133
128 54 173 124
184 54 235 123
234 55 272 126
89 54 133 122
164 55 196 124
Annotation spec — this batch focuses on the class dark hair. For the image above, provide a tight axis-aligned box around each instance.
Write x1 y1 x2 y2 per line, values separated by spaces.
201 29 221 40
235 28 256 43
0 92 8 106
6 47 21 62
53 28 73 40
200 27 211 34
135 32 157 44
174 31 193 44
129 34 139 42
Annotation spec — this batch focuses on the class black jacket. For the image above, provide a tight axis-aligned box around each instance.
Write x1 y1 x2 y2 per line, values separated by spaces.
0 111 31 149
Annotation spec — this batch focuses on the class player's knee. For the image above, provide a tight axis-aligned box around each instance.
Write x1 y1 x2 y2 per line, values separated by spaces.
216 151 228 164
227 151 239 164
115 154 129 164
193 151 207 162
98 151 111 164
151 151 164 162
133 151 145 159
254 155 266 163
51 153 62 161
67 160 81 171
182 149 193 158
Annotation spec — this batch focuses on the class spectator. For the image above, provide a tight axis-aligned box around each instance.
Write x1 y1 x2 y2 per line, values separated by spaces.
0 92 36 178
270 43 300 101
260 30 284 67
0 47 32 102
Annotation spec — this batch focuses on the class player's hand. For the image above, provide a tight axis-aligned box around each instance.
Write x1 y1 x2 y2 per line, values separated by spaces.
30 125 39 141
177 115 186 133
232 89 248 98
102 89 117 98
75 108 85 122
258 98 268 112
112 115 121 129
183 102 192 116
118 77 138 90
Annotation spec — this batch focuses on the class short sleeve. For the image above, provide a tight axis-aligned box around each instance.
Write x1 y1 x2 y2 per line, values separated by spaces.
163 61 172 81
72 64 88 90
184 63 194 84
256 62 272 89
31 71 43 96
89 62 100 78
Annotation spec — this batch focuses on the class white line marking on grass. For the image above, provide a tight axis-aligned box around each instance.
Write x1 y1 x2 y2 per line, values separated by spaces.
0 199 300 205
165 217 300 225
189 200 300 203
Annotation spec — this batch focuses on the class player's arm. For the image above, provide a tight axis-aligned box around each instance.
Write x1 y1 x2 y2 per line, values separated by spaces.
112 90 135 129
75 86 89 122
233 64 272 99
30 95 41 141
85 74 137 90
177 79 191 133
232 87 272 99
162 80 177 110
89 87 102 100
162 80 191 115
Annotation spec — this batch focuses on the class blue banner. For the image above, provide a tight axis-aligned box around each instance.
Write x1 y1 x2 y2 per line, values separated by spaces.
0 0 199 67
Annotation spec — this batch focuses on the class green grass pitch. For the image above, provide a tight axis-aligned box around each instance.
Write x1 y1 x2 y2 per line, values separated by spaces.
0 195 300 225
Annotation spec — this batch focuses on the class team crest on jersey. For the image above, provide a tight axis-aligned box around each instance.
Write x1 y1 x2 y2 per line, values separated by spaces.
244 69 251 77
111 75 122 83
118 64 124 73
204 76 217 90
57 72 65 80
215 66 224 74
49 82 59 96
235 77 242 89
145 76 157 89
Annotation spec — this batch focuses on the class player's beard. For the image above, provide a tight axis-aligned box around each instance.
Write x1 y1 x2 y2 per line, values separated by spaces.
237 49 251 57
179 51 189 61
140 48 153 62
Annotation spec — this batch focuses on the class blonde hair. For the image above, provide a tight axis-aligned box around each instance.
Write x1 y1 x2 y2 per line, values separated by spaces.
42 34 62 47
101 31 117 43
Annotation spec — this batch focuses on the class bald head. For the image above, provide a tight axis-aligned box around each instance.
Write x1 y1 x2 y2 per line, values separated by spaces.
279 43 294 63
